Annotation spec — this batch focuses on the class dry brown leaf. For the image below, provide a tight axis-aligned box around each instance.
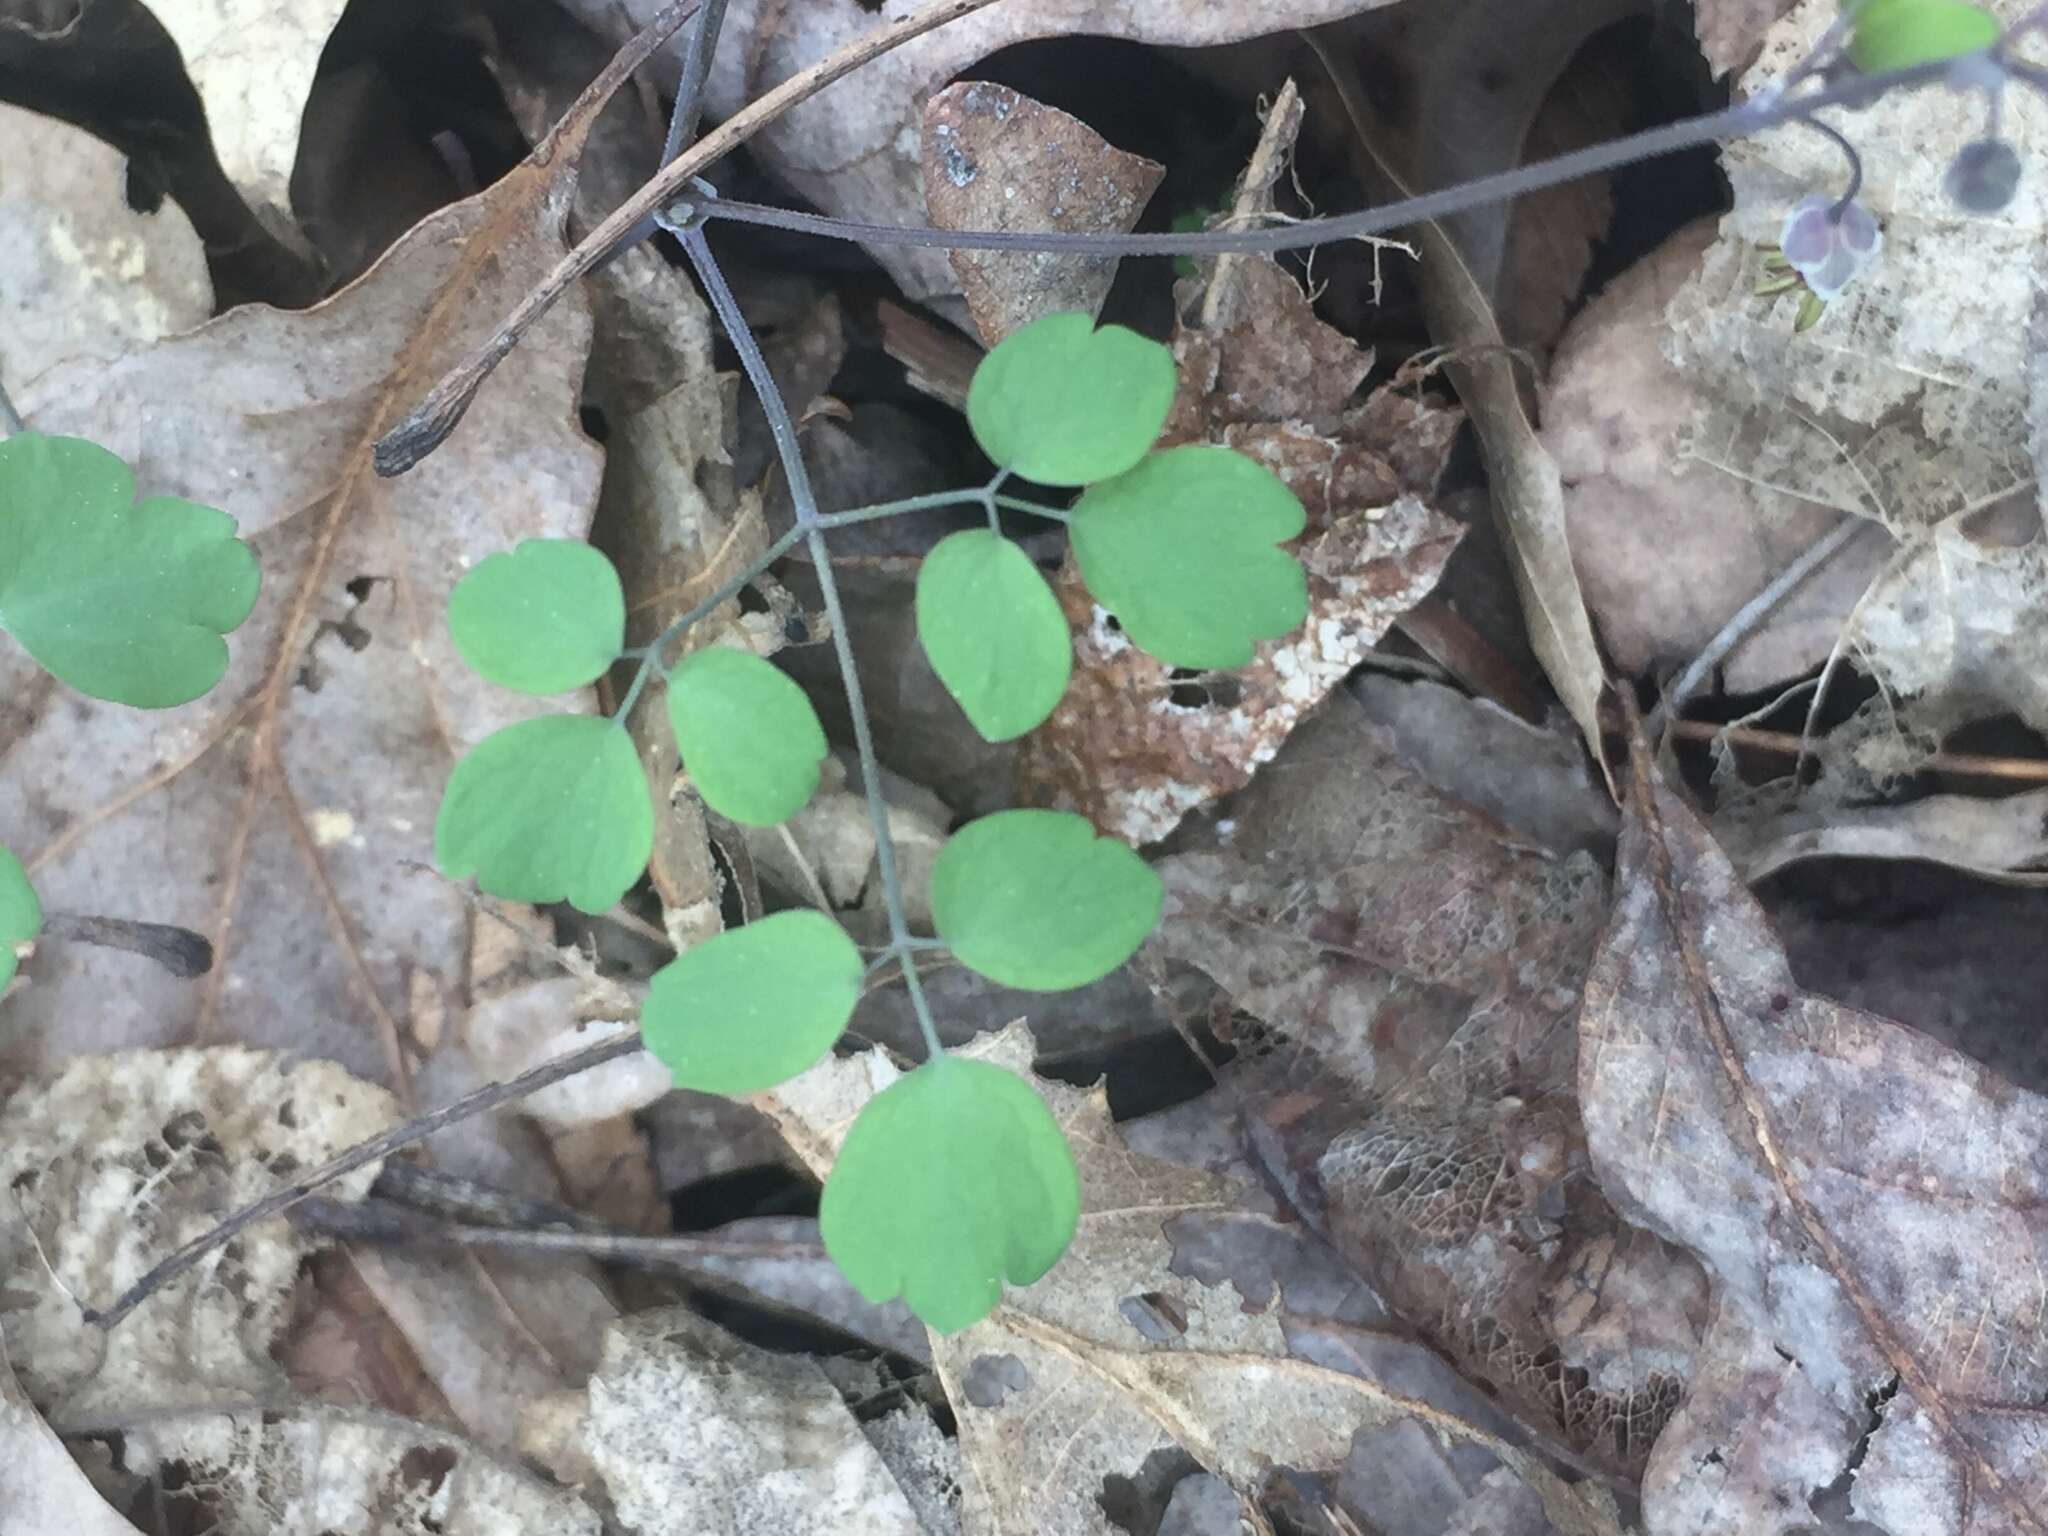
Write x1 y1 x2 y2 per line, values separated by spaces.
1014 85 1462 845
1 55 627 1092
1718 781 2048 884
1154 697 1704 1483
1543 219 1890 693
922 81 1163 345
1581 746 2048 1535
0 1048 395 1428
763 1026 1626 1536
0 102 212 398
561 0 1402 302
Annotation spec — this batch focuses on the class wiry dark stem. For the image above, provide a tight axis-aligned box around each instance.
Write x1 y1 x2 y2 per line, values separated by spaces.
680 228 946 1062
696 57 1960 258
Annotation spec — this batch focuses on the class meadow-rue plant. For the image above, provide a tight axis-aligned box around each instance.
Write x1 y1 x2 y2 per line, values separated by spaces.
51 0 2048 1338
434 312 1306 1330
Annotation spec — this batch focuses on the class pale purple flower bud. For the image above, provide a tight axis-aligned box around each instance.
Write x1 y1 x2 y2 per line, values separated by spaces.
1778 194 1883 302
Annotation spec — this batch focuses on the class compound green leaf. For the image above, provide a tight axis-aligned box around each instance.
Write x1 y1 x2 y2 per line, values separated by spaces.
1070 443 1306 669
641 910 862 1094
1846 0 2000 70
820 1056 1079 1333
931 809 1161 991
448 539 625 693
0 433 259 707
967 312 1176 487
435 714 651 913
667 646 827 826
0 845 40 992
915 529 1071 742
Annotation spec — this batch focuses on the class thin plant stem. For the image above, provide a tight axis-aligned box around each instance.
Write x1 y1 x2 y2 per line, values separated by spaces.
994 494 1066 522
607 490 994 723
694 56 1963 259
682 227 947 1063
661 0 730 164
1652 513 1877 732
1805 117 1866 214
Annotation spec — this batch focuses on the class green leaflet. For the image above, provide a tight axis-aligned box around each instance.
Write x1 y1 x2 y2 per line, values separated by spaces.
0 433 259 707
915 529 1071 742
448 540 625 694
666 646 829 826
435 714 652 913
0 845 40 992
931 809 1161 991
967 313 1176 486
1845 0 2000 70
641 911 862 1095
820 1056 1080 1333
1070 443 1306 669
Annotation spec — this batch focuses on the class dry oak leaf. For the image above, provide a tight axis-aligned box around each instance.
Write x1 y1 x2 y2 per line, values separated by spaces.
1580 754 2048 1536
0 1047 396 1434
1 61 624 1091
763 1026 1627 1536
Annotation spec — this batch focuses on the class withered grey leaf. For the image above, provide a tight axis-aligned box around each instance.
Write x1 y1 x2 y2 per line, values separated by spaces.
1157 698 1705 1482
1665 0 2043 748
0 102 212 398
0 1048 395 1429
574 1308 928 1535
1543 219 1889 695
923 81 1162 345
1581 745 2048 1536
